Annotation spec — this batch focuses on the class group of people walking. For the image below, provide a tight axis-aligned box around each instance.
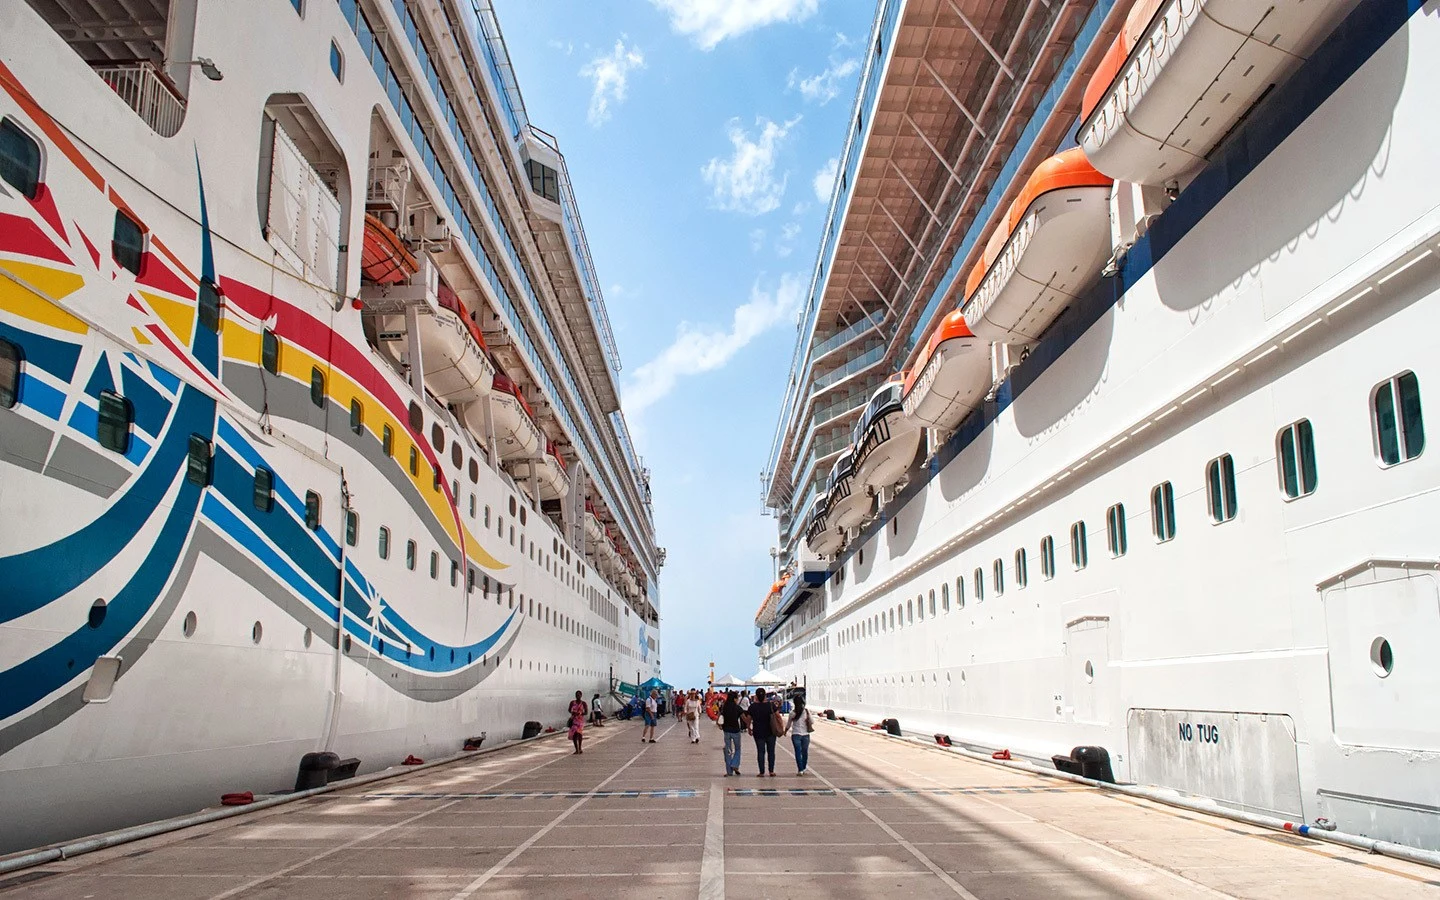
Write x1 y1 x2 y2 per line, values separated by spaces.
563 685 818 775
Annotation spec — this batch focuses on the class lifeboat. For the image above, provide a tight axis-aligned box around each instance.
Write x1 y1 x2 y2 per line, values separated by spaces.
852 376 923 493
804 494 843 558
533 441 569 501
360 213 418 285
584 503 605 545
962 149 1112 344
465 373 542 462
1078 0 1356 186
824 449 870 532
903 310 990 431
755 576 789 629
418 281 495 404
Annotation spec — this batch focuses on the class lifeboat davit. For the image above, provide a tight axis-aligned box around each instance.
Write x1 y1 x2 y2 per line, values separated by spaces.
360 214 418 285
1077 0 1356 186
903 310 990 431
962 149 1113 344
852 376 923 493
534 441 569 501
825 449 869 532
419 281 495 404
804 494 843 558
468 373 542 462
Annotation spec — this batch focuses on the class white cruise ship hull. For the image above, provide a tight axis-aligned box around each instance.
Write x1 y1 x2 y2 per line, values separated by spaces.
0 0 659 853
761 4 1440 851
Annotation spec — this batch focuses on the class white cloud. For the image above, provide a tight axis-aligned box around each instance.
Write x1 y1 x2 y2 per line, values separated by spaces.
812 156 838 205
702 116 798 216
649 0 819 50
624 273 805 413
580 39 645 127
787 56 859 105
749 228 766 253
547 38 575 56
776 222 802 257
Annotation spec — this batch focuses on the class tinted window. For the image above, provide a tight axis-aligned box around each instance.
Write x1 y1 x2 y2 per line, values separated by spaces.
96 390 131 454
0 118 41 199
1278 419 1318 499
186 435 212 485
408 401 423 432
0 338 21 408
304 491 321 530
382 424 393 457
198 279 221 332
310 367 325 407
1206 454 1238 523
349 398 363 434
253 467 274 511
345 509 358 545
261 329 280 374
112 211 145 276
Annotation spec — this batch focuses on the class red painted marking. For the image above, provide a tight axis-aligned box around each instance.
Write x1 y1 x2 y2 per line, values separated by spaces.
136 252 196 300
0 212 72 265
125 294 145 312
78 226 100 269
28 185 65 239
150 237 197 285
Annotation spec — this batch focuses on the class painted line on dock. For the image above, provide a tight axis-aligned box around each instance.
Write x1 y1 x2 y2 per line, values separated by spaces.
699 783 725 900
447 722 678 900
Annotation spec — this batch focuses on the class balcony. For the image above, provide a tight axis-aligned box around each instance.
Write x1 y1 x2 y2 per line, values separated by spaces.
93 60 185 137
813 343 886 394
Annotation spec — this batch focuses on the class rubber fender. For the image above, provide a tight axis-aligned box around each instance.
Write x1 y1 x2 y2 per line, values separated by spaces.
294 751 340 792
1070 745 1115 783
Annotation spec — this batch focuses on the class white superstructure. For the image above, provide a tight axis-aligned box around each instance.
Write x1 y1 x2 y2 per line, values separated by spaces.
764 0 1440 852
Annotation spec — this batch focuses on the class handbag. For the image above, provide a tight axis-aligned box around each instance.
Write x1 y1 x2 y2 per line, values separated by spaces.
771 708 787 737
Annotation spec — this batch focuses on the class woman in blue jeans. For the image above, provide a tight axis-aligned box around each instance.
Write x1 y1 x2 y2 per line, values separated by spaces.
748 687 778 776
718 691 745 775
787 696 815 775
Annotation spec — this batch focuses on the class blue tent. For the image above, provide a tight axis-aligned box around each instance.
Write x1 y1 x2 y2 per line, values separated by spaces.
639 676 673 691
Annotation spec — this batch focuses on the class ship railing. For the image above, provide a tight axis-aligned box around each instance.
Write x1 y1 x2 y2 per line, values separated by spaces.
92 60 186 138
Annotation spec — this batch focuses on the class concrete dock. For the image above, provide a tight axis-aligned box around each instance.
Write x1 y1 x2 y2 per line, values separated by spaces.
2 717 1436 899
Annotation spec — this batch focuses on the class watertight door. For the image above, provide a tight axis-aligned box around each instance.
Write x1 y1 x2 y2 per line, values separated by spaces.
1064 615 1110 725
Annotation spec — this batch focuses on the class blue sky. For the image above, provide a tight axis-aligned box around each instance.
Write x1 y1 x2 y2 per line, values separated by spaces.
497 0 871 688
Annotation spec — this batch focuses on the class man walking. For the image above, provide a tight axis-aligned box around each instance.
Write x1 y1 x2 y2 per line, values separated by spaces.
641 689 659 743
748 687 779 777
591 693 605 727
719 691 745 776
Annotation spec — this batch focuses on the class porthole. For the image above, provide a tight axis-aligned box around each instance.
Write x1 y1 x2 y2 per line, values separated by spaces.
1370 637 1394 678
1084 660 1095 683
182 610 197 637
252 621 263 644
431 423 445 453
88 598 107 629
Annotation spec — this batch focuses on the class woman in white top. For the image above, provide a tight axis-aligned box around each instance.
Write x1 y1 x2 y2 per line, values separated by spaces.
787 696 815 775
684 690 703 744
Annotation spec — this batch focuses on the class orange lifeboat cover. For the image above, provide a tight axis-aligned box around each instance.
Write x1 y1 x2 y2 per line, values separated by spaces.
493 373 536 418
1080 0 1167 121
361 214 418 285
963 148 1112 303
904 310 976 398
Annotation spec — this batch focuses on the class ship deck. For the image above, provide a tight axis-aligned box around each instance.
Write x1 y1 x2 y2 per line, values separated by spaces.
3 720 1436 899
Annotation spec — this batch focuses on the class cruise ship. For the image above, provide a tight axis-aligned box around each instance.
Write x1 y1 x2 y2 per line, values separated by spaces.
759 0 1440 851
0 0 662 853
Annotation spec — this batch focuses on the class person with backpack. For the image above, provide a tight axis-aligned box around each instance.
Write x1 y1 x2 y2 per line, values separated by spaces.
747 687 782 777
718 690 746 776
787 696 815 775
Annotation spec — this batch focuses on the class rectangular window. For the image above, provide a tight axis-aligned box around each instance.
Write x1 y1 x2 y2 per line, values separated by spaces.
429 551 438 579
1151 482 1176 542
1014 549 1028 588
1106 503 1127 557
409 446 419 476
1040 535 1055 579
186 435 212 486
992 559 1004 596
1206 454 1238 523
96 390 132 454
468 567 476 593
382 424 393 457
1070 521 1088 569
1278 419 1318 499
349 398 364 435
197 279 221 333
344 508 358 545
310 367 325 407
304 491 321 530
405 539 417 571
450 559 459 586
1373 372 1424 466
254 467 275 512
973 567 984 602
0 118 41 200
378 526 391 559
261 329 281 374
0 338 20 408
112 211 145 276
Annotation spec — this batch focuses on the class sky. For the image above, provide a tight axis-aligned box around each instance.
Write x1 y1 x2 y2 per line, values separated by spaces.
496 0 872 688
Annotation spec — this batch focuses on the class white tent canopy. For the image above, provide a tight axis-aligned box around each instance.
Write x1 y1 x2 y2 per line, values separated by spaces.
747 667 785 686
713 673 746 687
